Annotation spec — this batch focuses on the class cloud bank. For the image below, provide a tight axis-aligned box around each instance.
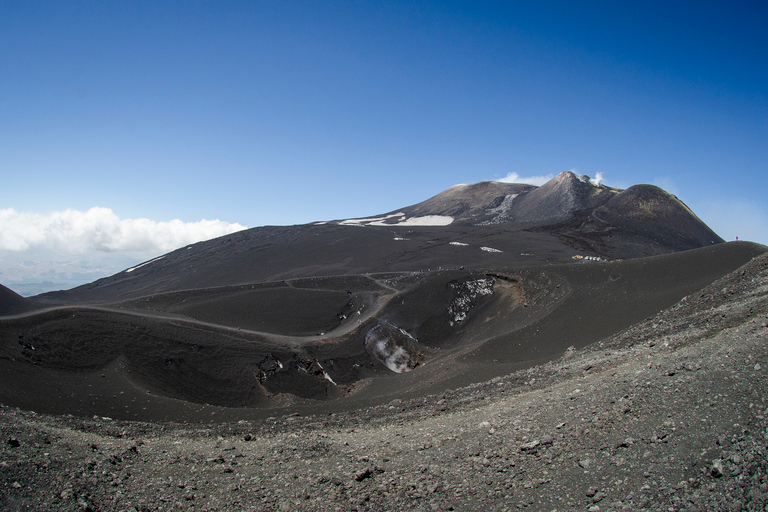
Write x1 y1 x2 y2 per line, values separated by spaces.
0 207 247 253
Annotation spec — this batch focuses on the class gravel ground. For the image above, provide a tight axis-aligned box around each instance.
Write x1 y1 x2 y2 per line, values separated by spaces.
2 253 767 512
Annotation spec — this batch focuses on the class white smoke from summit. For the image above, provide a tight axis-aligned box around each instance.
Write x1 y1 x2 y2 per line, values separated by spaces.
590 172 605 186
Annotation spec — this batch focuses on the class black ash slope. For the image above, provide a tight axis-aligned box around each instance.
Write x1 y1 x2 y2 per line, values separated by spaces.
0 172 742 422
0 242 762 422
31 223 577 305
0 284 39 316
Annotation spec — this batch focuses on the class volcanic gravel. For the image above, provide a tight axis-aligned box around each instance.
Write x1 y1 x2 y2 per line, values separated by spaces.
2 253 767 511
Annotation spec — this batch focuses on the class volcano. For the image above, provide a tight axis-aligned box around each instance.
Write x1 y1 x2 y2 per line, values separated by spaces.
23 171 721 305
0 171 744 420
2 173 768 512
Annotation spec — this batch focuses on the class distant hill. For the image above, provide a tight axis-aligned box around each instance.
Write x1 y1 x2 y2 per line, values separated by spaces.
0 283 39 316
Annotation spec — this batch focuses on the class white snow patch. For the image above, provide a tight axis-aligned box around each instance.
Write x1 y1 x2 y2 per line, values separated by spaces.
340 213 405 225
376 215 453 227
396 325 417 340
339 212 453 227
448 277 495 326
315 362 337 385
450 241 469 246
125 255 166 273
480 246 503 253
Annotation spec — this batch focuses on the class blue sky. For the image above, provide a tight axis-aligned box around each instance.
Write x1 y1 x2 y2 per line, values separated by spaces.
1 1 767 294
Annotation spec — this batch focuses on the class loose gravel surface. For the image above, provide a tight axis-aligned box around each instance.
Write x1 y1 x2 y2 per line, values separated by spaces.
2 253 768 511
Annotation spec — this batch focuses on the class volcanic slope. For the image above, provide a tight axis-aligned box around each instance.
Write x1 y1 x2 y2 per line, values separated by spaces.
2 244 768 512
0 242 763 422
29 172 721 305
1 175 766 512
0 173 738 422
0 284 39 316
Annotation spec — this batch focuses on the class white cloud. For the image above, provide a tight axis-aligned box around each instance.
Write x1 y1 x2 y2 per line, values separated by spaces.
497 172 555 187
0 207 247 253
0 208 248 295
